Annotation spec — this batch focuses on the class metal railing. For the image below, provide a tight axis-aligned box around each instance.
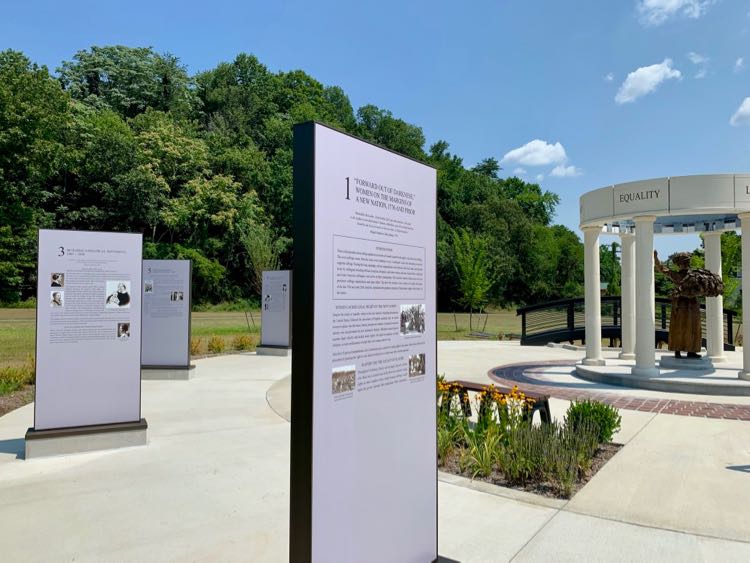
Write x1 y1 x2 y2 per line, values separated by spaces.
516 296 737 350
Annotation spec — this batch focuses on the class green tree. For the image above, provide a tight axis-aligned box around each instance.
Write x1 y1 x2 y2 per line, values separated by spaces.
501 176 560 226
242 223 281 296
452 229 493 330
195 53 278 146
472 157 501 178
130 109 209 190
355 105 426 159
600 242 621 296
0 50 71 300
58 46 196 118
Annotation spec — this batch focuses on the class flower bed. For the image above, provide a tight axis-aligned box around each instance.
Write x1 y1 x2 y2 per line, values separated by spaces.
437 378 622 499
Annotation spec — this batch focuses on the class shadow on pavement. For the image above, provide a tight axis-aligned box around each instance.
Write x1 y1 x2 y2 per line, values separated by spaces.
726 465 750 474
0 437 24 459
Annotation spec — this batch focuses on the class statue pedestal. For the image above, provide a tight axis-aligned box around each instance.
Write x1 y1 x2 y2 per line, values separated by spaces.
659 356 713 371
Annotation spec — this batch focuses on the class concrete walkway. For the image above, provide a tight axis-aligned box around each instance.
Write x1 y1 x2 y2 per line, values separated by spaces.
0 342 748 561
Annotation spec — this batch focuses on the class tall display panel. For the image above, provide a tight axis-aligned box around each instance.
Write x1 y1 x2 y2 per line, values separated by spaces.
290 122 437 563
26 230 146 458
141 259 193 378
257 270 292 356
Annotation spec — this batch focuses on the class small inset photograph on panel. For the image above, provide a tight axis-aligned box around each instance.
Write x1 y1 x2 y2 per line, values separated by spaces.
50 272 64 287
399 304 425 335
408 353 425 377
332 365 356 394
117 322 130 340
144 280 153 294
105 281 131 308
50 291 64 307
170 291 184 301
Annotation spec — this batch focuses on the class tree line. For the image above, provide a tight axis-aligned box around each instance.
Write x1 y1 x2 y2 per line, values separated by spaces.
0 45 585 307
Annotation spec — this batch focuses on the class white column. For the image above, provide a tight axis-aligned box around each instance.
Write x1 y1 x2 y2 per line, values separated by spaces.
740 214 750 380
704 231 726 362
619 232 636 360
633 216 659 377
583 226 605 366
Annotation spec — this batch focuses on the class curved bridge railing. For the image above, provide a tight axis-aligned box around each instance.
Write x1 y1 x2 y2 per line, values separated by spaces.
516 296 737 351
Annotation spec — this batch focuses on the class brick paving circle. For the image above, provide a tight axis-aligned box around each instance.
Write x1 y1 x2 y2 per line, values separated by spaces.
488 360 750 421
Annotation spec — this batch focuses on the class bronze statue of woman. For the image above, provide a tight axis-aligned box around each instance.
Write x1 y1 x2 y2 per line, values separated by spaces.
654 251 724 360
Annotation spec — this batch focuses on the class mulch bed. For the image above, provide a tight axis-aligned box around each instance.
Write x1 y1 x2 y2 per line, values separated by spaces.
0 385 34 418
441 442 623 499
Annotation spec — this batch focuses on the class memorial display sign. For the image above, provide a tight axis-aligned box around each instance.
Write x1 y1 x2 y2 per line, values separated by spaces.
32 230 144 432
260 270 292 348
142 259 192 368
290 122 437 563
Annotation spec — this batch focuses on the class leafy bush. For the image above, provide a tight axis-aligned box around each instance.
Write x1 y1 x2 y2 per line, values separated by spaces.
232 334 254 351
0 298 36 309
191 299 261 312
190 337 203 356
565 400 621 443
207 336 226 354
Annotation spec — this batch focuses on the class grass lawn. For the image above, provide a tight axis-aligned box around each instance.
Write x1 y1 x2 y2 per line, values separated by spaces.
0 308 521 370
0 309 35 368
436 311 520 340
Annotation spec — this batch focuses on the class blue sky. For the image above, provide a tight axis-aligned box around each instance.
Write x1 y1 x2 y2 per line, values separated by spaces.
3 0 749 254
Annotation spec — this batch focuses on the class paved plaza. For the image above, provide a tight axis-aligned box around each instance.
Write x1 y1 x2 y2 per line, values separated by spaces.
1 342 750 561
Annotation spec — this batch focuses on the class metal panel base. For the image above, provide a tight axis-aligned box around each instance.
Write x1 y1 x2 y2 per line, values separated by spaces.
256 346 291 357
141 364 195 380
25 419 148 459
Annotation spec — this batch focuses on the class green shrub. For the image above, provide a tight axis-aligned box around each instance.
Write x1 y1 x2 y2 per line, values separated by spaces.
565 400 621 443
0 356 35 396
467 426 500 478
207 336 226 354
437 427 456 467
231 334 254 351
0 298 37 309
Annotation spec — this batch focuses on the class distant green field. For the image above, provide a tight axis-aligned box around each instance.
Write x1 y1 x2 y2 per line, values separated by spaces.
436 311 520 340
0 309 35 368
0 308 522 369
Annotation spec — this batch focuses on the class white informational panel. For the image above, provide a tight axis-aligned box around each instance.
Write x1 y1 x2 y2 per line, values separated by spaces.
35 230 142 430
142 259 191 368
290 122 437 563
261 270 291 347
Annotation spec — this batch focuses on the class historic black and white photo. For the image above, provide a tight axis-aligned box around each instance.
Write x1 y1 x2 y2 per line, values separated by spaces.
331 366 356 394
399 304 426 335
408 353 425 377
50 291 64 307
117 322 130 340
106 281 131 308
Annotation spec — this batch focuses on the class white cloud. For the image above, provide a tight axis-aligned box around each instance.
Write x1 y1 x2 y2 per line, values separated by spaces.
615 59 682 104
550 164 583 178
501 139 567 166
687 51 708 65
730 97 750 126
512 167 527 175
735 57 744 72
604 73 614 82
687 51 709 78
535 174 545 182
637 0 716 26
